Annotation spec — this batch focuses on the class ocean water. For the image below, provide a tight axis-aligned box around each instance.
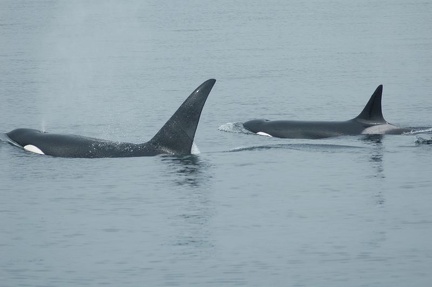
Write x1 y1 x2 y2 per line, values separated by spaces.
1 1 432 286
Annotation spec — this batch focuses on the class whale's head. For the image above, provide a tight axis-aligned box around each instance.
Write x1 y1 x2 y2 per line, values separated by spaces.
243 119 270 134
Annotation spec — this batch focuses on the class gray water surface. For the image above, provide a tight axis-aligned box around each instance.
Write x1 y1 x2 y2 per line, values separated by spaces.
1 1 432 286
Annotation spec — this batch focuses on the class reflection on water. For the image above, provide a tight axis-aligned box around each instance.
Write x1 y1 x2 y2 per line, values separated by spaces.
361 134 383 144
161 155 215 255
361 135 385 205
161 155 211 188
361 134 385 177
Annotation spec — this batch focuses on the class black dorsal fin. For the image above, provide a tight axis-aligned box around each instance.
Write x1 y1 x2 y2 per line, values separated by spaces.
148 79 216 155
354 85 386 123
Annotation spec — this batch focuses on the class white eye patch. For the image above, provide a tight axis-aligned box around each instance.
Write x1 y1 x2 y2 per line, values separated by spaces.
24 145 45 155
257 131 273 137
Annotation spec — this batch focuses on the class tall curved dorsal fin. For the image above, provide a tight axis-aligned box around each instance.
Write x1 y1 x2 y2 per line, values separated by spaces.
148 79 216 155
354 85 386 123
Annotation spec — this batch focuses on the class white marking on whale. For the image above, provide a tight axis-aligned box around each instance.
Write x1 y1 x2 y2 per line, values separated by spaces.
361 124 399 134
24 145 45 155
257 131 273 137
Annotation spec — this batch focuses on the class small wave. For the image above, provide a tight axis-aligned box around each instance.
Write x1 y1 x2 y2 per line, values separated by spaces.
0 133 22 148
0 133 7 143
415 136 432 145
0 133 13 144
218 122 250 134
403 127 432 135
228 143 364 153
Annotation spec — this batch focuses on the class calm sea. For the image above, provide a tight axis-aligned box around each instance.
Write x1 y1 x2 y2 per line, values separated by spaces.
1 1 431 286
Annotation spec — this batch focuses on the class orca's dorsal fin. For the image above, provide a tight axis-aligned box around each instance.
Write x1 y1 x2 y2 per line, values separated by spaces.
354 85 386 123
148 79 216 155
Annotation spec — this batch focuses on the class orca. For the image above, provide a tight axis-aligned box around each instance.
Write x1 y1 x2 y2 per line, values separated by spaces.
6 79 216 158
243 85 423 139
